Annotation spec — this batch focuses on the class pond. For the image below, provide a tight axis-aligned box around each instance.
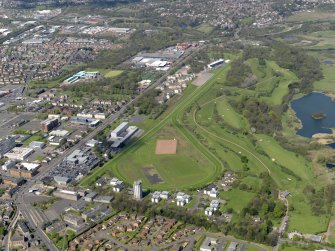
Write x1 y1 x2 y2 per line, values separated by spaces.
291 92 335 138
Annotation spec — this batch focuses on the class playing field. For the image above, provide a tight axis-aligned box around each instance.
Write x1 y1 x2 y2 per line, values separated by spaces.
110 125 217 189
155 139 177 155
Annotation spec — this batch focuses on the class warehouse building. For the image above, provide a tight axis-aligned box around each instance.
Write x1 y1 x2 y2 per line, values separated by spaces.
53 189 80 201
4 147 34 161
0 136 16 158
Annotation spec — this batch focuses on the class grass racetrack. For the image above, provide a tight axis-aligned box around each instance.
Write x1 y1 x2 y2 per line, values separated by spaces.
80 67 228 190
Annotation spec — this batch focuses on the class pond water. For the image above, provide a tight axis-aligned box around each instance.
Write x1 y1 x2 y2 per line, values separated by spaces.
291 92 335 138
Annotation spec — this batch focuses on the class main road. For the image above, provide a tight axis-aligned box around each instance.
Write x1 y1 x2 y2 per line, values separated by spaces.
6 45 205 251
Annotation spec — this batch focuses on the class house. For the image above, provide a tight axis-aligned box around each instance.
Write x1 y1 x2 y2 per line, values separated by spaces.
210 200 220 210
17 221 30 237
151 191 161 203
160 191 169 199
176 192 191 206
205 207 214 216
204 185 218 198
305 234 322 243
95 177 107 187
110 177 124 192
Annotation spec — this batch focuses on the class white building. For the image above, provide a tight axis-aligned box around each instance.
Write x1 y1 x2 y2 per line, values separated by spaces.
4 147 34 161
133 180 142 200
29 141 45 149
160 191 169 199
204 186 219 198
21 162 40 171
54 176 71 186
0 136 16 158
49 130 69 137
1 159 16 171
151 191 161 203
205 207 214 216
86 139 99 147
110 122 129 139
110 178 124 192
176 192 191 207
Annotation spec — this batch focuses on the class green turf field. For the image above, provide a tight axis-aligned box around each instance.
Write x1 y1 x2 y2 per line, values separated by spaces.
196 23 215 34
79 67 228 189
313 64 335 92
221 188 255 213
85 68 123 78
288 194 329 233
112 126 216 189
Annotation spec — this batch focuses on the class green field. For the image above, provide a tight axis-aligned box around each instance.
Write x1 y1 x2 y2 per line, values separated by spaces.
80 67 228 189
80 52 330 234
246 59 299 105
313 64 335 92
85 68 123 78
196 23 215 34
221 188 255 213
112 126 216 189
22 132 45 145
287 10 335 22
288 193 329 233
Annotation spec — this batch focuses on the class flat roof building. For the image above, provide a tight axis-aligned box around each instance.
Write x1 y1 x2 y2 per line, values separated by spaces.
63 71 100 85
110 122 129 139
41 118 58 132
54 176 71 186
29 141 45 149
4 147 34 161
53 189 80 201
0 136 16 158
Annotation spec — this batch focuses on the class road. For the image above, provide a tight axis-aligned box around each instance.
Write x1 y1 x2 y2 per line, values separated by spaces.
3 205 19 251
5 45 205 250
274 195 289 251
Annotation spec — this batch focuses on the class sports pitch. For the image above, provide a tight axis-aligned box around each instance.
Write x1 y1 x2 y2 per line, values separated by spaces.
155 139 177 155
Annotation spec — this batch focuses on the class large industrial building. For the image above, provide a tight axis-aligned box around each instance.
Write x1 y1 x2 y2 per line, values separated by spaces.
110 122 138 148
63 71 100 85
53 189 80 201
0 136 16 158
4 147 34 161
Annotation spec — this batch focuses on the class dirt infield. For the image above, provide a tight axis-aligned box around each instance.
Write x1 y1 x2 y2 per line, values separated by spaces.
155 139 177 154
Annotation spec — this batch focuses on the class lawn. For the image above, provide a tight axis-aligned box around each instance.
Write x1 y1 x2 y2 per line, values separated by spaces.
195 23 215 34
313 64 335 93
85 68 123 78
216 98 248 129
22 132 45 145
80 66 229 189
286 10 335 22
254 134 314 182
113 126 216 190
288 193 329 234
280 246 313 251
221 188 255 213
